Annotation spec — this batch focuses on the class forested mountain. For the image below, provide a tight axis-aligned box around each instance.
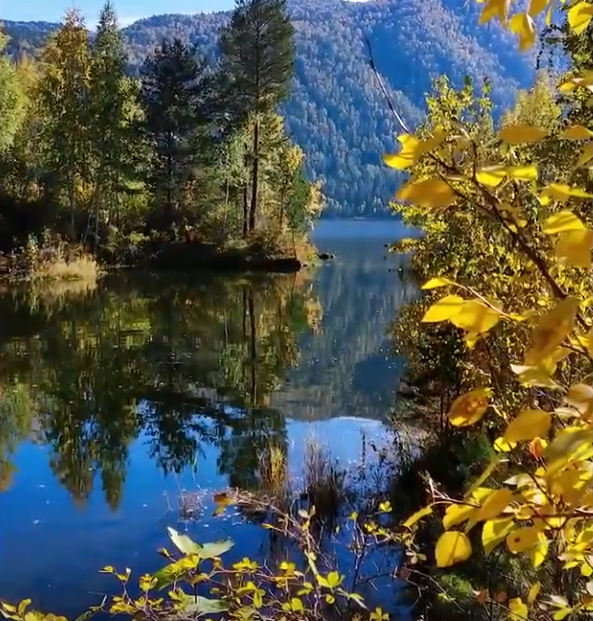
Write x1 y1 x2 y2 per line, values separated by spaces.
2 0 541 216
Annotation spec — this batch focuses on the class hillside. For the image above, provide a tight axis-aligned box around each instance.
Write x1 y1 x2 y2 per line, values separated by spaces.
2 0 538 217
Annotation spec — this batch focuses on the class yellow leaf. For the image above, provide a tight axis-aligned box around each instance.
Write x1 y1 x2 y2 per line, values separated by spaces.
493 437 517 452
508 13 536 50
482 517 514 555
561 124 593 140
528 0 549 16
568 1 593 34
464 459 501 501
528 437 548 459
475 489 514 522
383 135 420 170
421 294 464 322
506 526 541 553
450 300 502 334
397 177 455 209
528 582 541 604
471 487 496 502
556 228 593 268
419 129 447 154
565 383 593 418
421 277 456 290
448 389 491 427
476 166 507 187
443 503 477 529
546 0 554 24
509 597 528 621
530 532 549 568
544 427 592 469
403 505 433 529
504 409 552 442
435 531 472 568
542 210 586 234
558 70 593 93
525 297 580 363
506 164 538 181
539 184 593 205
479 0 510 22
576 143 593 167
499 122 544 144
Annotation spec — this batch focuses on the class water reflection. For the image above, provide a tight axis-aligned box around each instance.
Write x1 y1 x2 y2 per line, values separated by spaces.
0 273 315 502
0 221 416 616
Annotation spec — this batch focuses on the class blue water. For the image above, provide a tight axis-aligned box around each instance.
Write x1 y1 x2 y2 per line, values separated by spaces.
0 220 416 617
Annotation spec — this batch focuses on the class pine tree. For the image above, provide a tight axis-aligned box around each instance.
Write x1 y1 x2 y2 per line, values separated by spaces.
89 1 136 241
139 37 208 228
219 0 295 233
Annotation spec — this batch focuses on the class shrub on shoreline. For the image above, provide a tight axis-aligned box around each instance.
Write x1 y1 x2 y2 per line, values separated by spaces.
1 232 102 284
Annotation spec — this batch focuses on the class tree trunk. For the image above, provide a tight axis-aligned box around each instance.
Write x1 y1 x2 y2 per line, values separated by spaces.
248 288 258 408
167 131 173 220
243 184 249 238
249 117 260 233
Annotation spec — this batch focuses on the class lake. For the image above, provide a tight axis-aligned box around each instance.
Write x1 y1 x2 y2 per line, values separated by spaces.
0 220 417 617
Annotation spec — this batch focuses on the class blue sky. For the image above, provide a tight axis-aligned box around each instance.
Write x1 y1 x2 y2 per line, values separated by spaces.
2 0 236 25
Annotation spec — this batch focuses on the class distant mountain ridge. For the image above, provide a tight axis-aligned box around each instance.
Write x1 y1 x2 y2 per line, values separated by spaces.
2 0 539 216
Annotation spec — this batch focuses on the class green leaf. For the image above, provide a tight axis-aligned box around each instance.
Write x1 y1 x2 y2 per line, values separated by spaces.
198 539 234 559
153 557 199 590
168 592 229 618
326 571 343 588
167 528 201 555
166 528 234 560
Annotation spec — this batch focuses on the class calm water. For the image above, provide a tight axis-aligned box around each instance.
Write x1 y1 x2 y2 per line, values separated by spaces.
0 220 416 616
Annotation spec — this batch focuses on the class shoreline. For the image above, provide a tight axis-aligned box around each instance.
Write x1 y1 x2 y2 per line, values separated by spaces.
0 239 323 285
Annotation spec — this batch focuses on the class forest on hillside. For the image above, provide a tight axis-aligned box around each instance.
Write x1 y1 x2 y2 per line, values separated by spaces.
2 0 547 216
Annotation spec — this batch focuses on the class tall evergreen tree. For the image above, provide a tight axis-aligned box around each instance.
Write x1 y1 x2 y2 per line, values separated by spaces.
89 1 135 240
219 0 295 233
36 8 92 231
139 38 208 225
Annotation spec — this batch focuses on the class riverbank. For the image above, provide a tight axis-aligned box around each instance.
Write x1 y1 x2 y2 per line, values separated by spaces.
0 234 321 286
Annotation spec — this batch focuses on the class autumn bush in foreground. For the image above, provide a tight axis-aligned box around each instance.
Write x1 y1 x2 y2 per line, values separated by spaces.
383 0 593 618
0 499 404 621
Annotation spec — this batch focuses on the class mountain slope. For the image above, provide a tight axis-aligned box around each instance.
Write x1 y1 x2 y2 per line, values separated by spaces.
2 0 537 216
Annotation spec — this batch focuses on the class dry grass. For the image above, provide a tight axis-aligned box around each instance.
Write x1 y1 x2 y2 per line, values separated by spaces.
32 253 101 282
257 443 290 505
3 234 103 285
303 435 346 521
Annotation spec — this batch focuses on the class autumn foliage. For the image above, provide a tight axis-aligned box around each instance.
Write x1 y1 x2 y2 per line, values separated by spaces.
387 0 593 618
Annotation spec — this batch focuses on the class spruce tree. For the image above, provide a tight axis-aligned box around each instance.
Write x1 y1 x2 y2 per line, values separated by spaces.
219 0 295 233
139 38 208 226
89 1 135 240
